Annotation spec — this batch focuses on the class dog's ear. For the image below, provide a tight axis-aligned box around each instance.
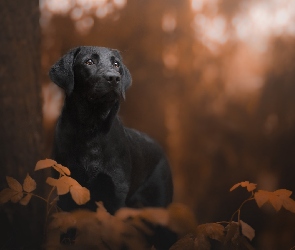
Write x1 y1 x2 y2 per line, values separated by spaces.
49 47 81 95
121 65 132 100
112 49 132 100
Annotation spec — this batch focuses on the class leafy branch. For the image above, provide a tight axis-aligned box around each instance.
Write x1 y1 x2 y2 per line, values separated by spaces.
0 159 90 219
1 161 295 249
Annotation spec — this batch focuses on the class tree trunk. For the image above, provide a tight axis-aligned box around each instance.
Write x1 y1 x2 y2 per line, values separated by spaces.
0 0 45 248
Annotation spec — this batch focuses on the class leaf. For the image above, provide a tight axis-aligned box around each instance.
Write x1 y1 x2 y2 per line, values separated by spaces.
196 223 225 242
70 186 90 205
0 188 18 204
23 174 36 192
167 203 197 236
19 193 32 205
35 159 57 171
60 176 80 186
254 190 270 208
48 175 89 205
273 189 292 198
224 222 255 250
10 192 23 203
170 233 195 250
269 193 283 211
255 189 294 212
230 183 241 192
282 197 295 213
240 220 255 241
246 183 257 192
224 222 240 243
230 181 257 192
46 177 70 195
53 164 71 176
6 176 22 192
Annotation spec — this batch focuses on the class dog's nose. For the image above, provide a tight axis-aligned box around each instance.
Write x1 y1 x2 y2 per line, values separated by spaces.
105 73 121 85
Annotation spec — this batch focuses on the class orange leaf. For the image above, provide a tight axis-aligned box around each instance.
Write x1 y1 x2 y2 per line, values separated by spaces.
246 183 257 192
60 176 80 186
23 174 36 193
70 185 90 205
240 181 250 187
0 188 18 204
230 183 241 192
46 177 70 195
282 197 295 213
35 159 57 171
53 164 71 176
254 190 270 208
196 223 225 242
241 181 257 192
19 193 32 206
269 193 283 211
273 189 292 198
230 181 256 192
240 220 255 241
11 192 23 203
6 176 22 192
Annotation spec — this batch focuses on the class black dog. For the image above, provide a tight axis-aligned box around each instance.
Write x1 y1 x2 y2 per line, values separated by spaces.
50 46 173 214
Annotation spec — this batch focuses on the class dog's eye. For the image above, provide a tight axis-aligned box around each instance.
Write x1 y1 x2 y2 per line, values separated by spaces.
85 59 94 65
114 61 120 69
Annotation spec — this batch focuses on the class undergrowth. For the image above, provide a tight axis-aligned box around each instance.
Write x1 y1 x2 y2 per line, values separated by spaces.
1 159 295 249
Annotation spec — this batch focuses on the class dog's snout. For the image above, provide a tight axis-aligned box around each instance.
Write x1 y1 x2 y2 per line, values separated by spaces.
105 73 121 85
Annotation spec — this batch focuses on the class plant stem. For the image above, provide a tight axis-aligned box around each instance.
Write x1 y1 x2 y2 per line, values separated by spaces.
230 195 255 223
26 192 48 203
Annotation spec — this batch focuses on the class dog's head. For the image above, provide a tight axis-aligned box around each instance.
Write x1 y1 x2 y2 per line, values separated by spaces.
49 46 132 103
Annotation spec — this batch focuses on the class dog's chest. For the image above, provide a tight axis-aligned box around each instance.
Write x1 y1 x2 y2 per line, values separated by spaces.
63 128 131 186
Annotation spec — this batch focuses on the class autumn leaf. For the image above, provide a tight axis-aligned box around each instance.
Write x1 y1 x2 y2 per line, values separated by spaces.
53 164 71 176
254 190 270 208
225 222 255 249
19 193 32 206
167 203 197 236
10 192 23 203
23 174 36 193
59 176 80 187
0 188 18 204
224 222 239 244
269 193 283 211
240 220 255 241
273 189 292 198
282 197 295 213
170 233 195 250
230 181 257 192
46 176 70 195
230 183 241 192
70 186 90 205
35 159 57 171
6 176 22 192
196 223 225 242
255 188 295 213
46 176 89 204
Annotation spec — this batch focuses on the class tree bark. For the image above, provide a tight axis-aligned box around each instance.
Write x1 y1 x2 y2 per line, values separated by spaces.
0 0 45 248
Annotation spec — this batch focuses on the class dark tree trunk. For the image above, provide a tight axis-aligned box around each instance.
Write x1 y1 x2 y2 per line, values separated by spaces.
0 0 45 248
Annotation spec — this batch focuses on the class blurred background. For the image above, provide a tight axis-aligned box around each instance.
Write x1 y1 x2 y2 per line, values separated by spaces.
40 0 295 249
1 0 295 249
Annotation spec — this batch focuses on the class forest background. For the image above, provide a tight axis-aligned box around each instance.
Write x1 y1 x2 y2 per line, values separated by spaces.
1 0 295 249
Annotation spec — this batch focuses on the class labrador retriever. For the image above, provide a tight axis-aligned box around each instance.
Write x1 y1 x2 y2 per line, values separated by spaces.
50 46 173 214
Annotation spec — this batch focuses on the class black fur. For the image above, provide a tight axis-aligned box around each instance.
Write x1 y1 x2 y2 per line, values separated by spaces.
50 46 173 214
